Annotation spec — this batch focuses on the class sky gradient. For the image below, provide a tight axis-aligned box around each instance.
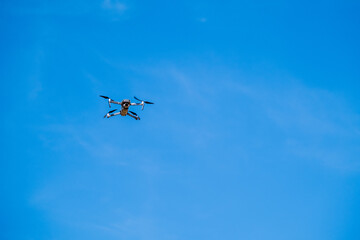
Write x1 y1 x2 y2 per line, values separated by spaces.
1 0 360 239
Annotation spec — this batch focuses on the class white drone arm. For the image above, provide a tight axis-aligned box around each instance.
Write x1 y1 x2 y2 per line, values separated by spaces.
131 102 145 110
109 100 122 105
127 111 140 120
100 95 122 108
130 102 142 106
108 112 121 118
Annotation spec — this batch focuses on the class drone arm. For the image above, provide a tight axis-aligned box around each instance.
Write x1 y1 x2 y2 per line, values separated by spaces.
100 96 122 107
127 112 140 120
131 102 145 110
107 112 121 118
109 100 122 105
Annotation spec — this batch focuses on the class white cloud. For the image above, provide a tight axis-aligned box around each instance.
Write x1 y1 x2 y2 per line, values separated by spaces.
226 78 360 171
102 0 127 14
198 17 207 23
28 48 45 100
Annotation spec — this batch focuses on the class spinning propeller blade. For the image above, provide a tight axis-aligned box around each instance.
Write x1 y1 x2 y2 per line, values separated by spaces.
100 95 112 107
129 111 138 116
134 96 154 110
134 96 141 101
103 109 117 118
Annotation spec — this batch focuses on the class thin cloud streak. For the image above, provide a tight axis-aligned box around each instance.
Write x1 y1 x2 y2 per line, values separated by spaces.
102 0 127 14
141 61 360 171
225 77 360 171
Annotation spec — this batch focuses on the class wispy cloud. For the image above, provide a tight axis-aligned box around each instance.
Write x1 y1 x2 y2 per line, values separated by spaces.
225 77 360 171
28 48 45 100
92 216 164 240
102 0 127 14
29 76 43 100
198 17 207 23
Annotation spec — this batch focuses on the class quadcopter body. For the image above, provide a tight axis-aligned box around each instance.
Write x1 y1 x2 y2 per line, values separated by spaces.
100 96 154 120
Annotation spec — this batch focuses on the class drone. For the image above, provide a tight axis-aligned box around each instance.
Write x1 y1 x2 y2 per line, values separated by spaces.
100 95 154 120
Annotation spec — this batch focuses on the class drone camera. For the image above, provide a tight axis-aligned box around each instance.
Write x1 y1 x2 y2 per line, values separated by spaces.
122 99 131 108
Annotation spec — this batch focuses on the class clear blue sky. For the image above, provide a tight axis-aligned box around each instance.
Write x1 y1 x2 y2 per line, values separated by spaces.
1 0 360 239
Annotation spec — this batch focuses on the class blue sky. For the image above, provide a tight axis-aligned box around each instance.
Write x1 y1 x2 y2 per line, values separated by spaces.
1 0 360 239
